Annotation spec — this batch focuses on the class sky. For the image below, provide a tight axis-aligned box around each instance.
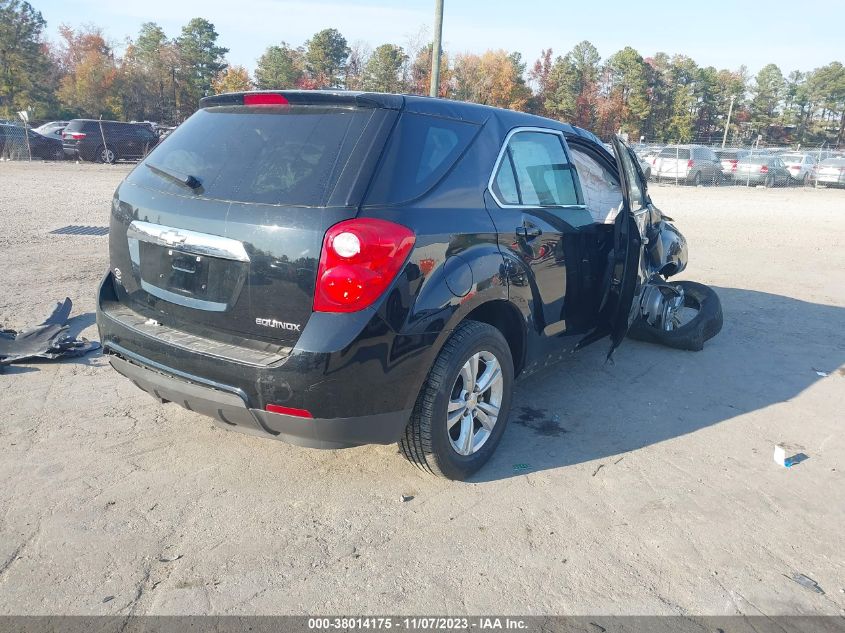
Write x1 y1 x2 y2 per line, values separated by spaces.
34 0 843 76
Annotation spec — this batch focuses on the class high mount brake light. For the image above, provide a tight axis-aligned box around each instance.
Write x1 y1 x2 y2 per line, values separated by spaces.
314 218 416 313
243 93 289 106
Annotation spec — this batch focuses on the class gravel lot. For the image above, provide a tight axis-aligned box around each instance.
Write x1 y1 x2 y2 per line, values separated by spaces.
0 161 843 616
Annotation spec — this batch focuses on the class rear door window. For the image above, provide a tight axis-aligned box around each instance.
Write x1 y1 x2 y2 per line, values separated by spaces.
492 131 580 207
131 105 388 207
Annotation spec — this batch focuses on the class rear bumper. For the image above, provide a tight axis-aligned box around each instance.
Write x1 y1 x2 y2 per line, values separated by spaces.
97 272 423 448
816 174 845 185
107 352 410 449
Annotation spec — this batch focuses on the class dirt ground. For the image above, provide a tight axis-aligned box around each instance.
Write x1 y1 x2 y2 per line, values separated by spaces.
0 161 843 616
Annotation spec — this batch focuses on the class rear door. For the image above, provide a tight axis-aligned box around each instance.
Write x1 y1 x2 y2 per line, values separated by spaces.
487 127 593 337
576 135 648 357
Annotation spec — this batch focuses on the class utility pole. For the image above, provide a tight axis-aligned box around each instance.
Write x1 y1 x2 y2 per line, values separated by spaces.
722 94 736 148
429 0 444 97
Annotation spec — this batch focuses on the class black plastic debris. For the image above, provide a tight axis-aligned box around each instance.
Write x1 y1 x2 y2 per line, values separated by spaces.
0 298 100 370
49 225 109 236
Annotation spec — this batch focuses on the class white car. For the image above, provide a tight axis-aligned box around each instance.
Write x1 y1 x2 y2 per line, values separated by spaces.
781 153 817 185
815 158 845 187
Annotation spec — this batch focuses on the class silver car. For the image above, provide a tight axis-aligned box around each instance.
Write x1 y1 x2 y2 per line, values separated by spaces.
652 145 723 185
781 153 817 185
815 158 845 187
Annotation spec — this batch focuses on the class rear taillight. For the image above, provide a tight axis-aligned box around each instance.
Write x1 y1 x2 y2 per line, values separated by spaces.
265 404 313 418
687 159 694 169
64 132 85 140
760 165 769 173
314 218 415 313
730 159 738 172
243 93 288 106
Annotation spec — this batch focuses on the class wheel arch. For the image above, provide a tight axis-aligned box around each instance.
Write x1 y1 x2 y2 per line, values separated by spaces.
462 299 527 376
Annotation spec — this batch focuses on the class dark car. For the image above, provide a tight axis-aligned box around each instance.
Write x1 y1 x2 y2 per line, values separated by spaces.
0 124 64 160
734 154 793 187
97 91 719 479
62 119 159 163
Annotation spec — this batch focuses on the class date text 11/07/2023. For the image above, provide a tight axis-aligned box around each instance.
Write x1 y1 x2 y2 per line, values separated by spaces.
307 617 529 630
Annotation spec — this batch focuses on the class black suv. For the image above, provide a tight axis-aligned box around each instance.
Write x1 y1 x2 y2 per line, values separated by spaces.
63 119 159 163
97 91 704 480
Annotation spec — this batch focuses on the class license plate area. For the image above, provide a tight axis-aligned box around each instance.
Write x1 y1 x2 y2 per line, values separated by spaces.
127 221 250 313
139 244 211 298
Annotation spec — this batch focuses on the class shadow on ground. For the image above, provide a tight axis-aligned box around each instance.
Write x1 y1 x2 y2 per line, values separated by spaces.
473 286 845 482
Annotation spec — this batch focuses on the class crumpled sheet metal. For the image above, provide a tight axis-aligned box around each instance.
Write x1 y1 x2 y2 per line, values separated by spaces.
0 298 101 368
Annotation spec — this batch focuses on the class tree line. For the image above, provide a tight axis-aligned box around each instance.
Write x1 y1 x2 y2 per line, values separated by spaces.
2 0 843 146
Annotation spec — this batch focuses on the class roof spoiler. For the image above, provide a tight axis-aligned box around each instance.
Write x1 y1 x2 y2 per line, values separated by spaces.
200 90 405 110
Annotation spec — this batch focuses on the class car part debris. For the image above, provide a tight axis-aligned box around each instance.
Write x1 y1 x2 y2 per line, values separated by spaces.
0 298 100 369
789 572 825 594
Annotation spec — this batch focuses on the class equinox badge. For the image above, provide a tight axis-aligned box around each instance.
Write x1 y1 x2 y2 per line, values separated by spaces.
256 318 301 332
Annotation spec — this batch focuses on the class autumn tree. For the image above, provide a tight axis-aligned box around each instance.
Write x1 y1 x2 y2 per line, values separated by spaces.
254 42 303 89
600 46 650 139
55 25 122 118
362 44 406 93
212 65 252 94
122 22 175 122
452 50 531 111
528 48 553 116
544 40 601 127
304 28 349 88
408 43 449 96
0 0 52 117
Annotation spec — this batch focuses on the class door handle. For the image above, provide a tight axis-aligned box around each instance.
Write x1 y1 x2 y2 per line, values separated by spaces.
516 226 542 238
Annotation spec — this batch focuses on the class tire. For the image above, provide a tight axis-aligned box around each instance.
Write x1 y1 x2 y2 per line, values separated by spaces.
399 320 514 480
692 171 702 187
627 281 723 352
97 145 116 164
802 172 810 186
764 174 775 188
52 147 64 161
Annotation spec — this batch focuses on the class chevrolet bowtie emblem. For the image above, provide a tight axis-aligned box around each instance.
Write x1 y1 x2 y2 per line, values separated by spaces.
160 230 187 246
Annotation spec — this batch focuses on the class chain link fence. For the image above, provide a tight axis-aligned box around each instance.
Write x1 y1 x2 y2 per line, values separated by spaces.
0 118 172 164
3 115 844 190
632 140 845 189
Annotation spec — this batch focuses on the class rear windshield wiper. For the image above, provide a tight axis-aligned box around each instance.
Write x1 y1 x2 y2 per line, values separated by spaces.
145 162 202 191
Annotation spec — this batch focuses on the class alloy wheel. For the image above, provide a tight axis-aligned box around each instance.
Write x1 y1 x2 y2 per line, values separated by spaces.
447 350 504 456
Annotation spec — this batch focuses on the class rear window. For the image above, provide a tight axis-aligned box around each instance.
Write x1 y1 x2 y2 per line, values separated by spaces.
364 112 478 205
659 147 690 159
742 155 773 165
130 105 384 206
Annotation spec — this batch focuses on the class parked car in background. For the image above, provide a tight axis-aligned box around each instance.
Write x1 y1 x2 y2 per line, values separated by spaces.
0 124 64 160
33 120 69 139
815 158 845 187
780 153 817 184
714 148 750 180
62 119 159 163
734 154 793 187
652 145 723 185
